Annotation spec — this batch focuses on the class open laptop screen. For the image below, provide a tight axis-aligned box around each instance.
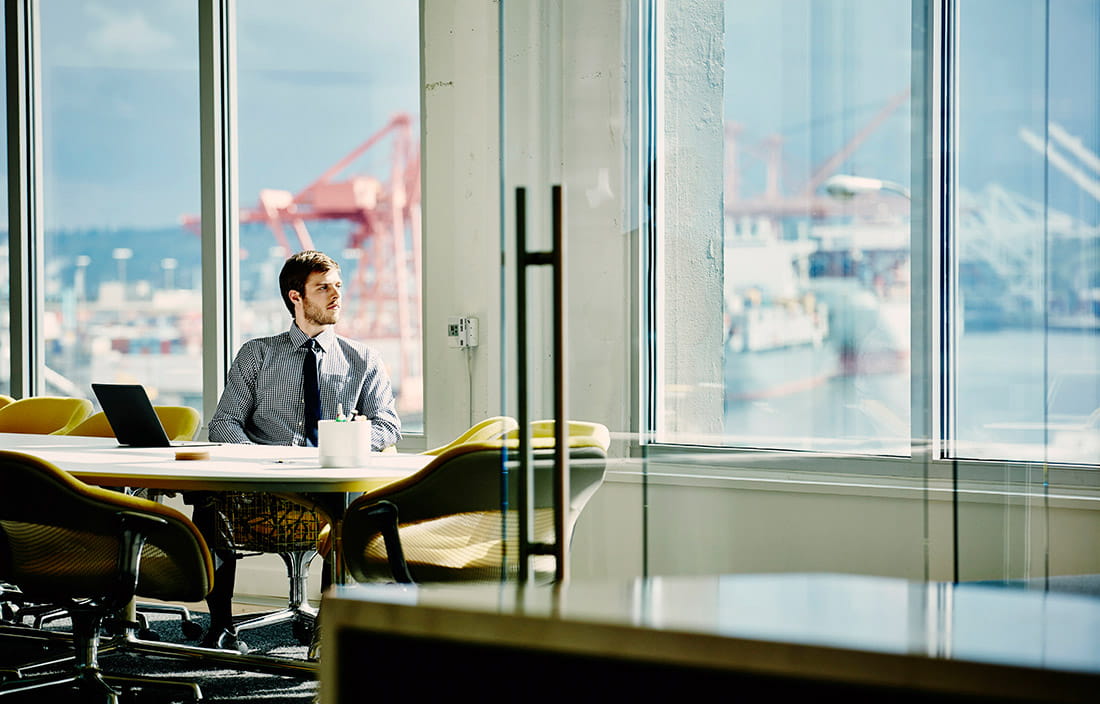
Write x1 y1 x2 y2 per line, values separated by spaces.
90 383 211 448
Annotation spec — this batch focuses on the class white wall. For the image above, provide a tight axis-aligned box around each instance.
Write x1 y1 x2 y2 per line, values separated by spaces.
419 0 504 448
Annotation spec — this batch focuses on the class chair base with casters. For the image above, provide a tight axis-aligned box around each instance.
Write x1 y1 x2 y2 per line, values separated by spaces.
188 491 328 649
0 607 204 703
229 547 319 646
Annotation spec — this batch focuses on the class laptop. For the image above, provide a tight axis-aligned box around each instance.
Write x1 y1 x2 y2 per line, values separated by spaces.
91 383 217 448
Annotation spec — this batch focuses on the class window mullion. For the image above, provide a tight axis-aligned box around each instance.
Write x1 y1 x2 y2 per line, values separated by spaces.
5 0 44 398
198 0 240 430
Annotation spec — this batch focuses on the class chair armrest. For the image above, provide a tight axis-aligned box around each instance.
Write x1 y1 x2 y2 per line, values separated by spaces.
345 500 413 584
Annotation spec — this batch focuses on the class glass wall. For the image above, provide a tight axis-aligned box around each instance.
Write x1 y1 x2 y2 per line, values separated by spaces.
236 0 423 432
657 1 914 454
499 0 647 579
0 21 7 397
39 0 201 408
950 0 1100 584
497 0 1098 586
951 0 1100 466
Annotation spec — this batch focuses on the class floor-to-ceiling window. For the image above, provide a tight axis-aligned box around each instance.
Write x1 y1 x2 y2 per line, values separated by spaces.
653 1 1099 466
236 0 423 431
647 0 1098 582
7 1 423 434
39 0 201 408
0 22 7 397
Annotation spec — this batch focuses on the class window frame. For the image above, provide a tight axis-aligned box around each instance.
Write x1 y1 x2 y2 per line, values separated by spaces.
638 0 1100 492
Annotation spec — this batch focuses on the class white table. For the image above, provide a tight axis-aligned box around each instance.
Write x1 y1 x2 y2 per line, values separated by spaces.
0 432 434 675
0 432 432 493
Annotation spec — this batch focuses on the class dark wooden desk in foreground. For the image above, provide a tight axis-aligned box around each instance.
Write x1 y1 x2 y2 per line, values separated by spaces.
320 572 1100 703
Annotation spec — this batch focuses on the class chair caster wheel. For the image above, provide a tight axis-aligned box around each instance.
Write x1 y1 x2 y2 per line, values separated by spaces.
181 620 204 640
292 620 314 646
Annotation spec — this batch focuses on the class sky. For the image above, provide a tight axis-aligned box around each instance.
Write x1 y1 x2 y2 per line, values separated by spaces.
2 1 1098 231
33 0 421 231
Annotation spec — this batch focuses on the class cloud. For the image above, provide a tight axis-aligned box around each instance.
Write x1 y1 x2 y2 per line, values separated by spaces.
85 4 177 57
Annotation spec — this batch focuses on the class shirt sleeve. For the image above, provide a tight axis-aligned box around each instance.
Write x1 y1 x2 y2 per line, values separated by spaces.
355 349 402 451
207 341 263 444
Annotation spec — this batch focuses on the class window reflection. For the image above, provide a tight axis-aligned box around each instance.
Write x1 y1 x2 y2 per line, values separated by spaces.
712 0 912 454
0 22 6 396
952 0 1100 464
40 0 201 408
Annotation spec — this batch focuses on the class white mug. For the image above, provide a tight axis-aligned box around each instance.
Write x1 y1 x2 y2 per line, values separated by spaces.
318 419 372 468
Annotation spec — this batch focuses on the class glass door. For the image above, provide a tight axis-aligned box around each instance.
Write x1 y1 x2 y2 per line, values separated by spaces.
499 0 648 580
496 0 1100 590
497 0 934 585
948 0 1100 589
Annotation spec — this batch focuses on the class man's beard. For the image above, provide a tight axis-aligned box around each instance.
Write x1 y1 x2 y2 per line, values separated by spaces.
303 298 339 326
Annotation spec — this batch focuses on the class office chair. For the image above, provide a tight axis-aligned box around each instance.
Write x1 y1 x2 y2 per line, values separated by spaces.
340 421 609 584
65 405 202 442
0 396 93 435
421 415 519 455
195 491 329 646
49 405 206 639
314 416 519 558
0 449 214 702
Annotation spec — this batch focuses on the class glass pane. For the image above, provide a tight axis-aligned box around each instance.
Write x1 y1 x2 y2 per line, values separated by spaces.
657 0 913 454
952 0 1100 466
0 23 7 397
500 1 646 580
236 0 423 433
497 1 937 585
40 0 201 408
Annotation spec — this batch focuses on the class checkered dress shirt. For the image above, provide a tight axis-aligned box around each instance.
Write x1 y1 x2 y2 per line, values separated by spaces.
207 322 401 449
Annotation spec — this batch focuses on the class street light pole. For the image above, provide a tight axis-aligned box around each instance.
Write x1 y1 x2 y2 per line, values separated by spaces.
112 247 133 294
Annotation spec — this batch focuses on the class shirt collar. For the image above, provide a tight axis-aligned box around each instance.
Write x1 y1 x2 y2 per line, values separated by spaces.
289 323 336 353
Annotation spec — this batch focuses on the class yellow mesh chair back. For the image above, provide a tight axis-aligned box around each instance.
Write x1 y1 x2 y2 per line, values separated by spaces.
342 421 609 584
62 410 115 438
0 396 93 435
152 406 202 441
65 405 201 442
503 419 611 452
0 450 212 602
422 416 520 455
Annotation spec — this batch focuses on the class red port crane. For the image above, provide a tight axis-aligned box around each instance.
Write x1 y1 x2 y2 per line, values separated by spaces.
182 113 422 409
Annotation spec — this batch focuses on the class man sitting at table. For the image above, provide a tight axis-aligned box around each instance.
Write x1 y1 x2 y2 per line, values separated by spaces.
196 249 401 652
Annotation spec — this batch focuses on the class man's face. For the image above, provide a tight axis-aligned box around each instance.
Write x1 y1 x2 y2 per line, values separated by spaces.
297 269 343 326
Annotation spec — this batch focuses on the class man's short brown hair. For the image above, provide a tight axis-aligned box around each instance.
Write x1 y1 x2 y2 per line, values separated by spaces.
279 250 340 316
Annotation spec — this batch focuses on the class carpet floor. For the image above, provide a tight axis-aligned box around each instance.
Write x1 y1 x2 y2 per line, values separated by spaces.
0 608 317 703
